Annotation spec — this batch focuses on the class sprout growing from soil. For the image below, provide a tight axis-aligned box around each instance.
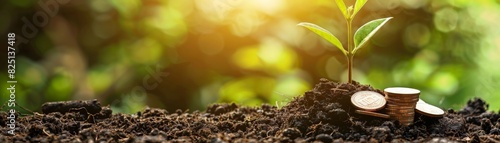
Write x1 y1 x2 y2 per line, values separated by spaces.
298 0 392 83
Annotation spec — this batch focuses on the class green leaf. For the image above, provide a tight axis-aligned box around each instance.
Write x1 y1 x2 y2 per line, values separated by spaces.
298 22 347 56
351 0 367 19
353 17 392 54
335 0 349 19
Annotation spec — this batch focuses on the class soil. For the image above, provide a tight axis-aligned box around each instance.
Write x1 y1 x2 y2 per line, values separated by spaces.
1 79 500 142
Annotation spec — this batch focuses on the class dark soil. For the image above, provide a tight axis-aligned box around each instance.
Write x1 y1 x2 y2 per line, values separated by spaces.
2 79 500 142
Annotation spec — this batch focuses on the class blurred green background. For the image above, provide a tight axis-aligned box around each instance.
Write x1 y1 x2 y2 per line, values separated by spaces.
1 0 500 114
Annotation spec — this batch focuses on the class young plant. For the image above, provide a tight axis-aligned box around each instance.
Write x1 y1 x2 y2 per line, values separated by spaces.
298 0 392 83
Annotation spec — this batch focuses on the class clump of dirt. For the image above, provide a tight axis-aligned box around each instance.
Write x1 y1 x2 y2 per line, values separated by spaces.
1 79 500 142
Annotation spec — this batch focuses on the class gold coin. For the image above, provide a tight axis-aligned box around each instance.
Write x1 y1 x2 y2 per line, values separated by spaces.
386 109 415 114
386 101 418 105
388 98 419 102
387 97 419 102
386 105 410 108
398 119 414 122
386 93 419 96
386 104 416 108
391 116 414 121
386 113 398 116
387 103 416 107
399 120 414 122
386 108 414 112
387 112 414 116
387 95 419 98
391 114 413 118
351 91 386 111
415 101 445 117
387 102 417 105
387 96 418 99
387 100 418 103
355 110 390 119
387 96 419 100
386 106 415 110
386 102 416 105
386 109 415 113
388 113 414 118
394 113 415 117
385 107 414 110
387 96 420 100
387 105 415 109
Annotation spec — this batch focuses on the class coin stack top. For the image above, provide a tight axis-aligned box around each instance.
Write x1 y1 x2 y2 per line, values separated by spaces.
384 87 420 94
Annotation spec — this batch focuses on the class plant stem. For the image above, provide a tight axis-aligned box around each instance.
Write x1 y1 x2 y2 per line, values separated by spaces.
347 54 353 83
346 19 353 83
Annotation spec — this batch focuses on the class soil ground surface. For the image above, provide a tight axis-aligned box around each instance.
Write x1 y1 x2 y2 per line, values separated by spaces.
1 79 500 142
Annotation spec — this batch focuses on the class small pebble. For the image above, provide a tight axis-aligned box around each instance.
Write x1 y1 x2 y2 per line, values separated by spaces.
282 128 301 139
316 134 333 143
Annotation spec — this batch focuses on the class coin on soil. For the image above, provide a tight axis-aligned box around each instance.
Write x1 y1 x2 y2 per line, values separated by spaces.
351 91 386 111
355 110 390 119
416 101 445 117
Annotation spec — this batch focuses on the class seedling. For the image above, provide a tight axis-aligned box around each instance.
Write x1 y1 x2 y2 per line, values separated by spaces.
298 0 392 83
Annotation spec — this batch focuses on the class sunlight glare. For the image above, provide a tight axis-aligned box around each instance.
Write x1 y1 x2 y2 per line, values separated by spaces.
251 0 284 15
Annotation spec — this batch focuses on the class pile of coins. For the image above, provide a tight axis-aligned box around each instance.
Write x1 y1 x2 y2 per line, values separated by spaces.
349 87 445 126
384 87 420 126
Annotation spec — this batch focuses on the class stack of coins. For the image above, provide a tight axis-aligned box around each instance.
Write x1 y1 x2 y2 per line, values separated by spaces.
384 87 420 126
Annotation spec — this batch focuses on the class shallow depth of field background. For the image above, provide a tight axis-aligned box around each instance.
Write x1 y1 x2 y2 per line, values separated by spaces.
1 0 500 113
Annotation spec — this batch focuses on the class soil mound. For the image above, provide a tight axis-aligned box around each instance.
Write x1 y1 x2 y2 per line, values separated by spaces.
1 79 499 142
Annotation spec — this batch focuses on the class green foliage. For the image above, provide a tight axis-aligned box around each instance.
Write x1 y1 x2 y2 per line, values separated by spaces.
351 0 367 19
334 0 348 19
353 17 392 54
298 0 391 83
111 93 146 114
297 22 347 55
45 70 74 101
